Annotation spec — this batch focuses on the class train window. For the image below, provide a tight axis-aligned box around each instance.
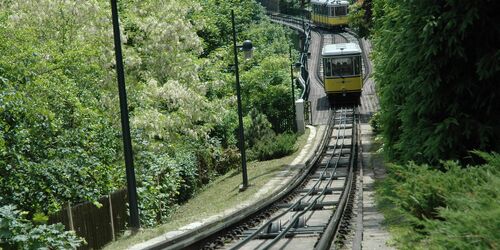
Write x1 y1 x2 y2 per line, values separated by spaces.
324 58 332 76
353 56 361 75
332 57 353 76
335 6 347 16
321 5 328 15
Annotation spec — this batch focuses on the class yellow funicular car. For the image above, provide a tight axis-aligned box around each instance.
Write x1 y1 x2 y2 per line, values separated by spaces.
311 0 350 28
322 43 363 98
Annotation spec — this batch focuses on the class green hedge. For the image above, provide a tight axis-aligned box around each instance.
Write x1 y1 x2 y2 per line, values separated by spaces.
248 133 297 161
377 152 500 249
372 0 500 165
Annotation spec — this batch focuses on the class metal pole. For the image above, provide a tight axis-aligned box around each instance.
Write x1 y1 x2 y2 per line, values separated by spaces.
301 0 305 32
290 47 296 132
110 0 140 230
231 10 248 190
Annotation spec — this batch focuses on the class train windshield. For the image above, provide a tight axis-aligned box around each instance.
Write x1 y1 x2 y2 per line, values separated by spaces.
313 4 329 15
335 6 348 16
324 56 361 77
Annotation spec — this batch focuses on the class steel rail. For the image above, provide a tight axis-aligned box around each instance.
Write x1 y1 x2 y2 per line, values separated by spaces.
144 109 334 250
315 107 357 250
260 108 351 250
269 13 312 101
229 107 354 250
230 110 340 249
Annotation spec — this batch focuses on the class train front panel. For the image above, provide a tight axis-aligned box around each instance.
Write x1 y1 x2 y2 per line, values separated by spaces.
324 75 362 95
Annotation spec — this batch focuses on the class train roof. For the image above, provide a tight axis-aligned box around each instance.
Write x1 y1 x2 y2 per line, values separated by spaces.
322 43 362 56
310 0 350 6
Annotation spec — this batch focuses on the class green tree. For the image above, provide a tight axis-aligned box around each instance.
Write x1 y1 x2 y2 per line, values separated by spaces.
0 0 122 213
348 0 373 38
190 0 265 55
373 0 500 165
0 0 301 230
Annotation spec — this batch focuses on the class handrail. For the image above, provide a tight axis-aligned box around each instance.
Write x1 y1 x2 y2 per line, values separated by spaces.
268 13 312 101
299 27 311 101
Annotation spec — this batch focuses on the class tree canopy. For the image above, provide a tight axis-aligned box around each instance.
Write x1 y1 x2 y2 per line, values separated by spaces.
372 0 500 165
0 0 299 231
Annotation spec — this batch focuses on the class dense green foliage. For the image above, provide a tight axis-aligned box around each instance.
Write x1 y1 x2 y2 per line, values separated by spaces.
248 133 297 161
372 0 500 165
278 0 306 16
348 0 373 38
377 152 500 249
0 0 299 235
0 0 121 214
369 1 500 248
0 205 84 249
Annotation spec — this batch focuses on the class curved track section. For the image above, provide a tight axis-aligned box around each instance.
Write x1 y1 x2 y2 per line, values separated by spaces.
139 15 365 250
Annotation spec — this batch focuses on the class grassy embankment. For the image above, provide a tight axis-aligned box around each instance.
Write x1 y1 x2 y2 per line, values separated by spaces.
105 128 311 249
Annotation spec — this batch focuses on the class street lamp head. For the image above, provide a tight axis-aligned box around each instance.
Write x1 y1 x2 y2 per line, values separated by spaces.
241 40 254 60
293 62 302 74
294 62 302 70
241 40 253 51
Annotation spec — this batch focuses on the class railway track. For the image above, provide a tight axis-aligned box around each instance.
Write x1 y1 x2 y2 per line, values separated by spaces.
140 14 362 250
142 107 359 250
220 107 358 250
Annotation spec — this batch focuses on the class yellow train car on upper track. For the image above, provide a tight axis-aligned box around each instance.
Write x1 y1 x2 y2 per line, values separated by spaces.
322 43 363 98
311 0 350 28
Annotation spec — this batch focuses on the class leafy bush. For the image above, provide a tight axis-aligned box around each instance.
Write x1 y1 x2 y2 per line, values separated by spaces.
0 205 84 249
0 1 122 215
244 110 275 148
377 152 500 249
212 147 241 176
369 112 381 133
373 0 500 165
135 151 181 227
174 151 199 203
248 133 297 161
348 1 373 38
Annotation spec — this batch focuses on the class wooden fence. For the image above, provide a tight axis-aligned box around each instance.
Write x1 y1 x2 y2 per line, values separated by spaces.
48 189 129 250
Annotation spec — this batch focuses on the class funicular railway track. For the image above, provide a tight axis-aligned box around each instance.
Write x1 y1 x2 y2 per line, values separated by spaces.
221 107 358 250
142 107 358 250
142 14 361 250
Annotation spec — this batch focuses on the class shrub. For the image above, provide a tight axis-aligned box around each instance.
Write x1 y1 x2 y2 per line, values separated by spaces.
174 151 198 203
244 110 275 148
248 133 297 161
369 111 381 133
373 0 500 165
135 151 181 227
0 205 84 249
213 147 240 176
377 152 500 249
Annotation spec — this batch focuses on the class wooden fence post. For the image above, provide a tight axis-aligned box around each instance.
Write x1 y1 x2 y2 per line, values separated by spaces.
109 194 116 241
67 202 75 231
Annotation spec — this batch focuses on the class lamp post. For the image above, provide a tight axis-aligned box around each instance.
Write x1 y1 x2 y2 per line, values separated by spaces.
231 10 253 192
301 0 305 32
110 0 140 230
